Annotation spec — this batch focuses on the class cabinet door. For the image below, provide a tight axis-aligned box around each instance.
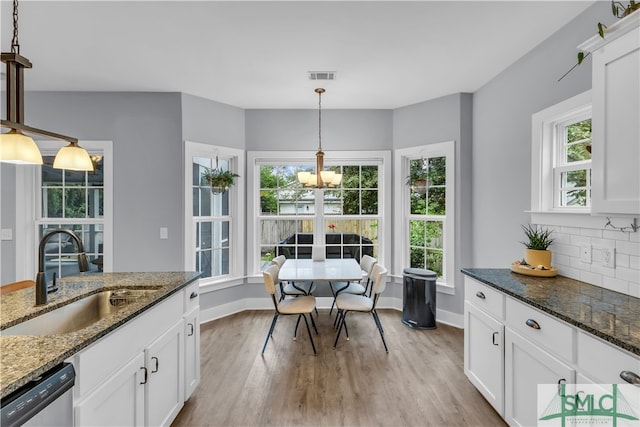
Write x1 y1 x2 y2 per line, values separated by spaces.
464 301 504 415
505 328 575 427
184 305 200 400
592 25 640 214
146 319 185 427
75 353 145 427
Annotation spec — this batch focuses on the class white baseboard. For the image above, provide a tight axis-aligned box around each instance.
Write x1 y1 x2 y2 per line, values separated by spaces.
200 296 463 329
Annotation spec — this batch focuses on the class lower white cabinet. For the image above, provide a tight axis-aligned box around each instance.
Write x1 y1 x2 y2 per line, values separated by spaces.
504 328 575 427
145 319 185 426
70 285 200 427
464 301 504 415
75 353 145 426
184 305 200 400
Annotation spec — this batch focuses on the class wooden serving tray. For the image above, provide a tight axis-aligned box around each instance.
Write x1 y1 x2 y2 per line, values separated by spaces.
510 263 558 277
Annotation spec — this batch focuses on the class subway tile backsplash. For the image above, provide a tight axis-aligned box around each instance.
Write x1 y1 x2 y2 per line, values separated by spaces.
542 225 640 298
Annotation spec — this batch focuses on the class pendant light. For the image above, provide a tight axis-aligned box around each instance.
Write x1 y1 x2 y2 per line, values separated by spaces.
0 0 93 171
297 88 342 188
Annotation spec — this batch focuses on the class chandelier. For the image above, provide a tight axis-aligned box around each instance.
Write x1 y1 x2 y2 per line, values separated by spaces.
0 0 93 171
297 88 342 188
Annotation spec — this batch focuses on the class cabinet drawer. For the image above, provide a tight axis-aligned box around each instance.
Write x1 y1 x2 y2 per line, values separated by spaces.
184 281 200 313
577 331 640 384
506 297 574 362
465 277 505 320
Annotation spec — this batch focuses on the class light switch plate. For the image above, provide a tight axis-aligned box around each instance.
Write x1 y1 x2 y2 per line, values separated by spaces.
0 228 13 241
160 227 169 240
602 248 615 268
580 244 592 263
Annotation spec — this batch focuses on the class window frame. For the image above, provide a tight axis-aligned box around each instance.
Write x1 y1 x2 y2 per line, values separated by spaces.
246 150 391 279
531 90 592 214
394 141 455 292
184 141 245 290
14 140 113 281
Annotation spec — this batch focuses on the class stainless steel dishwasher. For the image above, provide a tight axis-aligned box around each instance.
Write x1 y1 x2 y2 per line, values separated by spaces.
1 363 75 427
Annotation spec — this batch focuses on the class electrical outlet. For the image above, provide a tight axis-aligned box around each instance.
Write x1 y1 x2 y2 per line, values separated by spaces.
580 244 592 263
602 248 615 268
160 227 169 240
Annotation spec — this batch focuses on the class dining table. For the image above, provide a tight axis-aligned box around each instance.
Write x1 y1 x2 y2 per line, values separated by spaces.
278 258 363 296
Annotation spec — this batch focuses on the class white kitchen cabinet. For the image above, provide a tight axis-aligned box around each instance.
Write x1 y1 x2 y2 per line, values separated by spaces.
505 329 575 427
146 319 185 427
75 353 145 427
580 12 640 215
464 301 504 415
184 305 200 400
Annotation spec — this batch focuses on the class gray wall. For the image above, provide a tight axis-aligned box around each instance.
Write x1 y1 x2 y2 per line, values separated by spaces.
471 2 610 268
245 109 392 151
181 93 245 149
393 93 473 315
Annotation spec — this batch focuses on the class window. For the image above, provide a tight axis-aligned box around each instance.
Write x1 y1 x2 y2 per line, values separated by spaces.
395 142 454 288
532 91 592 213
184 142 244 288
554 116 592 208
13 140 112 281
248 151 390 276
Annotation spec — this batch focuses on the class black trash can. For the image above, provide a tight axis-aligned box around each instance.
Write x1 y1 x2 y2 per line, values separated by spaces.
402 268 437 329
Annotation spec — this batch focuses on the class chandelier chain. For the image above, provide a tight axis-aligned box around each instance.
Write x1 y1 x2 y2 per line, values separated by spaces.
11 0 20 54
317 89 322 151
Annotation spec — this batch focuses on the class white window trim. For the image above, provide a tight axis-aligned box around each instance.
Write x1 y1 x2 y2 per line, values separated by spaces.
246 150 391 280
184 141 245 290
393 141 455 293
15 140 113 281
531 90 592 214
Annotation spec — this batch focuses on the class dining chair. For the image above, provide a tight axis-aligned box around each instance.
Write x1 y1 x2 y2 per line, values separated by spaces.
262 264 318 355
328 255 377 315
333 263 389 352
272 256 317 299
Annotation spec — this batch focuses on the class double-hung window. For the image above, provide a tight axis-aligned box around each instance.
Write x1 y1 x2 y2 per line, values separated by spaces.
395 141 454 289
247 151 390 276
531 90 592 214
184 142 244 288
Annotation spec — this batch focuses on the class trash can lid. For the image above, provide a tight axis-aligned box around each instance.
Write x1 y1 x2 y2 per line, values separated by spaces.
403 267 437 278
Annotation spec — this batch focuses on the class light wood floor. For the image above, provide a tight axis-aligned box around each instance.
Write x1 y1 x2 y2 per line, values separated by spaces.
172 309 506 427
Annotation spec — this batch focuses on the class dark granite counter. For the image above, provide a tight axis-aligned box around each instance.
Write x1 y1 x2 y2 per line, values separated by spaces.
0 272 200 399
461 268 640 356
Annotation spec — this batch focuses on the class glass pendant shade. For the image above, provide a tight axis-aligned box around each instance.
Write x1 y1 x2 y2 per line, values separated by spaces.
297 171 311 184
0 129 43 164
53 143 94 171
331 173 342 186
320 170 335 183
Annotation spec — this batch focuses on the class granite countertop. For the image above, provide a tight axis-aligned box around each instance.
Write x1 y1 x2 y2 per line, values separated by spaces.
461 268 640 356
0 272 200 399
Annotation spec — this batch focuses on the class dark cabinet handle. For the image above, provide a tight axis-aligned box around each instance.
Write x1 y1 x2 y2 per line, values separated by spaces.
620 371 640 385
151 356 159 373
476 291 486 300
492 331 499 346
188 323 195 336
140 367 148 385
526 319 541 330
190 291 199 299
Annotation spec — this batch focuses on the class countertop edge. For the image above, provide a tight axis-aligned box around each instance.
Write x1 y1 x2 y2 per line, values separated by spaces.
461 268 640 357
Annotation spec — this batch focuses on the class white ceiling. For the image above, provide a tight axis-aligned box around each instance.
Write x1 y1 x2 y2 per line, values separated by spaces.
1 1 595 109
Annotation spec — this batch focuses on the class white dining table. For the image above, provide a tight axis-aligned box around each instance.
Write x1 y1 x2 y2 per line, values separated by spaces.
278 258 362 283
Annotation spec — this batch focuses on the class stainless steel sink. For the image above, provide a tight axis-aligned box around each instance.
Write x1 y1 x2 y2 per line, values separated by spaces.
2 289 158 336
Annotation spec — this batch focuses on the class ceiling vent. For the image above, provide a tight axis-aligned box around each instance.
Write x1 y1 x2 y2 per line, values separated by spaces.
308 71 336 81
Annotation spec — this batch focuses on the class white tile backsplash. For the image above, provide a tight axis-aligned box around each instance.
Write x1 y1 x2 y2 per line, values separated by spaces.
540 223 640 297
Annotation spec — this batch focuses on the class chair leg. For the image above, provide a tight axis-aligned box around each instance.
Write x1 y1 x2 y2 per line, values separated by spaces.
333 310 350 347
301 313 317 355
371 311 388 353
262 313 279 354
309 310 319 334
372 309 384 334
293 314 302 340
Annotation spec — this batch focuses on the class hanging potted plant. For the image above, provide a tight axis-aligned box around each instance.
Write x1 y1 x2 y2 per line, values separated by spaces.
405 169 430 194
520 224 555 269
201 167 240 194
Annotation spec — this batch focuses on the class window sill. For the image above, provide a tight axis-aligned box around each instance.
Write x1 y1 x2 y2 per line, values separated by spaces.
199 277 245 293
390 274 455 295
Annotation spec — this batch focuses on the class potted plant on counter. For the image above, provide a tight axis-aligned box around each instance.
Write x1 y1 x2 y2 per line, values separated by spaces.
201 167 240 194
520 224 555 269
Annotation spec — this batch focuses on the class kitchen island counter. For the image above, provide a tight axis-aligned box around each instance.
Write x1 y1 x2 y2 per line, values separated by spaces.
0 272 200 398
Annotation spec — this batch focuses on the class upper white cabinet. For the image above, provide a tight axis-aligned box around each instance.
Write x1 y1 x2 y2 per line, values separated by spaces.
580 12 640 215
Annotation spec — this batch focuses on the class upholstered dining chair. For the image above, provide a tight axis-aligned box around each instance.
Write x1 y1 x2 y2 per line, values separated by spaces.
272 255 317 299
262 264 318 355
333 263 389 352
329 255 377 315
